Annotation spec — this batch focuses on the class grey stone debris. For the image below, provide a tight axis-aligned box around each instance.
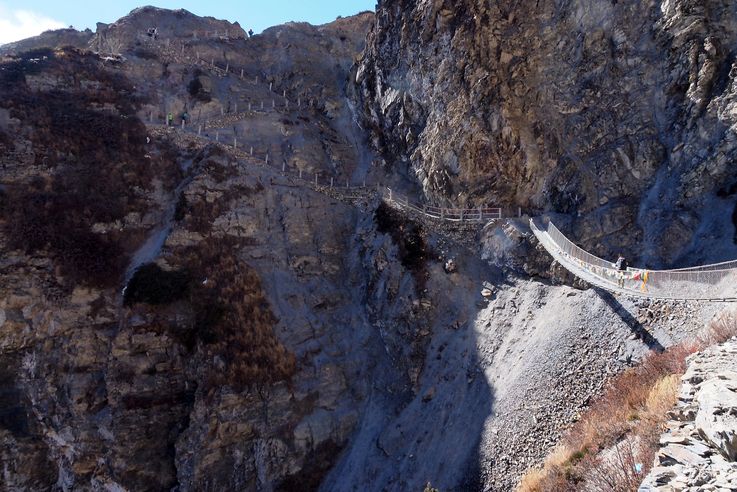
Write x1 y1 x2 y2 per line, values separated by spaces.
640 338 737 491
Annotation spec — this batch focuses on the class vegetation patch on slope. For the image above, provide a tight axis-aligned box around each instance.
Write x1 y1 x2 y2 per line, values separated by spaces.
181 240 298 393
0 48 181 288
518 313 737 491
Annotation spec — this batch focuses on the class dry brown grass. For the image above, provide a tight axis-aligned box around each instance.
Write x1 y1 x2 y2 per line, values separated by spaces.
518 310 737 492
183 241 297 394
698 311 737 346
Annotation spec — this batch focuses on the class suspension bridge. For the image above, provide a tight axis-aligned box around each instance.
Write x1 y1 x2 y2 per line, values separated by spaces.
530 217 737 302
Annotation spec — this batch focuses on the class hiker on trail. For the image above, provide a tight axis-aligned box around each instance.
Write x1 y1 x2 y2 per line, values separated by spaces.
248 28 254 38
167 112 173 126
182 111 189 123
614 254 628 288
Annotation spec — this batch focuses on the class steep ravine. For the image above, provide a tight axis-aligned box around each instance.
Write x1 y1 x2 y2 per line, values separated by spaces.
1 4 736 492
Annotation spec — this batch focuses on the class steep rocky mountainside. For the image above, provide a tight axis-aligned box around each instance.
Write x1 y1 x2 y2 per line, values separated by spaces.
0 4 735 492
357 0 737 267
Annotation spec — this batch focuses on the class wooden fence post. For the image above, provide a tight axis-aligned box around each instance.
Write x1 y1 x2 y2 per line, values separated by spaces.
198 125 202 136
330 177 334 188
269 82 273 91
265 154 269 165
240 69 244 79
233 136 237 149
314 174 318 186
225 62 229 73
250 146 253 156
215 131 219 142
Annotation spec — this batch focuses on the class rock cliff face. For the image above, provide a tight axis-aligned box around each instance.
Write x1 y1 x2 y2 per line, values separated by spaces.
357 0 737 266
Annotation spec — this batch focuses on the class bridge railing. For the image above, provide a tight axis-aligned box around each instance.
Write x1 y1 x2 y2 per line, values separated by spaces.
383 188 502 222
544 220 617 270
532 218 737 301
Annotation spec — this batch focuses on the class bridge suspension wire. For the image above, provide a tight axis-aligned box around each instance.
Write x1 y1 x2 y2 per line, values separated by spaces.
530 217 737 302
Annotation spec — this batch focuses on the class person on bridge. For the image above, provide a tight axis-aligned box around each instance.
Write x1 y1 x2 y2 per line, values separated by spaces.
614 254 628 288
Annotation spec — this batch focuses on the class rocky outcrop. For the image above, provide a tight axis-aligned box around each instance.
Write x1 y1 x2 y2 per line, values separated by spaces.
356 0 737 266
640 338 737 491
0 28 94 56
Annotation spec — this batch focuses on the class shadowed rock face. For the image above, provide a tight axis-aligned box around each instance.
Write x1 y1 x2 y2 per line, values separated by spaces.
357 0 737 266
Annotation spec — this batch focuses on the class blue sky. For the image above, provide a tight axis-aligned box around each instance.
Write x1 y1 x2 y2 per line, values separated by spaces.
0 1 376 44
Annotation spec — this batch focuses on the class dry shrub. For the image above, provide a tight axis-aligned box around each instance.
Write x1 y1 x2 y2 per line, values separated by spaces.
699 311 737 346
184 241 297 394
582 437 642 492
643 375 680 423
0 48 182 288
518 445 577 492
